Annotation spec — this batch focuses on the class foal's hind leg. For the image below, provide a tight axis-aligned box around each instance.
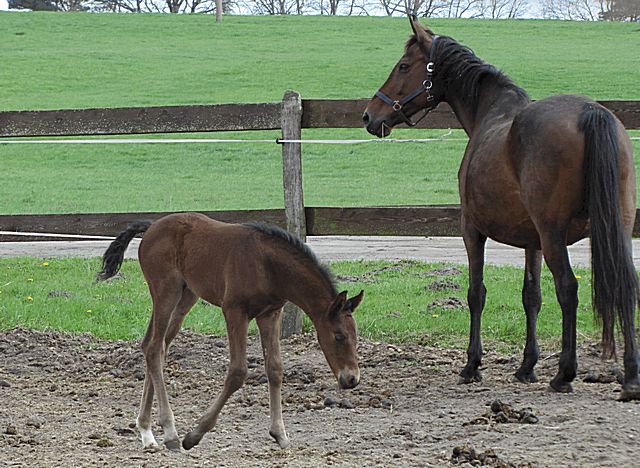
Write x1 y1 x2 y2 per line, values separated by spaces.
515 248 542 383
541 234 578 393
256 308 290 448
459 223 487 384
137 279 188 451
183 306 249 450
138 286 198 445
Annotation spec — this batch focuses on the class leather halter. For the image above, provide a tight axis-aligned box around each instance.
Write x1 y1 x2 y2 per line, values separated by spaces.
374 35 439 127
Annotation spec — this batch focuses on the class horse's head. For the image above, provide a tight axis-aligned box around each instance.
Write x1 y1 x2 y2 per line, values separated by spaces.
315 290 364 389
363 16 443 137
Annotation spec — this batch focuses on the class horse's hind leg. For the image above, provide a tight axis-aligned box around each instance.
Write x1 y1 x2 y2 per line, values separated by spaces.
182 306 249 450
256 307 289 448
137 286 198 449
541 234 578 393
515 248 542 383
137 277 185 451
459 222 487 384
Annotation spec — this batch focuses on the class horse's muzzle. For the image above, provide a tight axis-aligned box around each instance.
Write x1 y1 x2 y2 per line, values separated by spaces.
338 369 360 389
362 111 388 138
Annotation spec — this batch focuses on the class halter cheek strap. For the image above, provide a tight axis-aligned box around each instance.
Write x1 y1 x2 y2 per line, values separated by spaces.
374 35 439 127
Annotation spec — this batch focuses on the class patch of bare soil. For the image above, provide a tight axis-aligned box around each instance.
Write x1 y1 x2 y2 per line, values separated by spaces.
1 328 639 467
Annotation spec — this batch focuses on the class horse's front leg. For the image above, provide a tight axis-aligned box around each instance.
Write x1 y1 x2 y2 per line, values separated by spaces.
257 307 290 448
541 234 578 393
182 308 249 450
459 222 487 384
515 248 542 383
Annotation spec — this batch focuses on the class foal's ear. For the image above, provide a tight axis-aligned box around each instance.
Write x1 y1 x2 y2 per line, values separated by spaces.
328 291 348 318
409 15 433 49
347 290 365 312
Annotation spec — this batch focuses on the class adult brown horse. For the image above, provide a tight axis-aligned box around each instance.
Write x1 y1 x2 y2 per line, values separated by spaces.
363 16 640 400
97 212 364 451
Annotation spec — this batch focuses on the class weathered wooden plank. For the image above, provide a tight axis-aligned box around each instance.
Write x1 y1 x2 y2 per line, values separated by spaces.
0 209 287 241
306 206 462 236
0 103 282 137
3 206 640 241
302 99 640 130
302 99 461 129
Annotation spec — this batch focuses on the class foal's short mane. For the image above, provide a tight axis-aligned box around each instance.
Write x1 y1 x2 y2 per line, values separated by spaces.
406 34 529 108
243 222 337 294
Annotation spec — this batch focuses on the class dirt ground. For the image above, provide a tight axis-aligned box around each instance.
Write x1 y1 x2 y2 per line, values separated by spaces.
2 327 640 468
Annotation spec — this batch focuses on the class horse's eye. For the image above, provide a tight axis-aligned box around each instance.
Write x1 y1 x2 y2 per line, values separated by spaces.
399 63 410 72
335 333 346 342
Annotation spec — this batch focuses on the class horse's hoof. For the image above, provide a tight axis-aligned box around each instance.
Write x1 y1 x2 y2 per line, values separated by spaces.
182 432 201 451
164 438 182 452
620 384 640 401
142 442 160 453
514 369 538 384
458 369 482 384
549 377 573 393
270 430 290 449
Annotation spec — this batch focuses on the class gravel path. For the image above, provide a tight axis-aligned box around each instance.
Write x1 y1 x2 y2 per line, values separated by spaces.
4 236 640 268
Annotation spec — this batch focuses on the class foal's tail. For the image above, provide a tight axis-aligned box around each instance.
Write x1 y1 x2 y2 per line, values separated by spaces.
580 103 638 357
96 221 152 282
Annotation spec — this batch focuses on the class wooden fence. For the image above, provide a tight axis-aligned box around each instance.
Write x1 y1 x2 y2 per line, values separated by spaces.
2 94 640 335
2 94 639 242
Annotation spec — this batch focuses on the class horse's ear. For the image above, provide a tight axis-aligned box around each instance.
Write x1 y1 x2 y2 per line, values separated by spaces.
328 291 348 318
409 14 433 49
347 290 365 313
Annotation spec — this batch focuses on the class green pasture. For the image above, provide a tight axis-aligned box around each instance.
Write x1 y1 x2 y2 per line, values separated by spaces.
1 14 639 214
0 256 597 352
0 14 638 346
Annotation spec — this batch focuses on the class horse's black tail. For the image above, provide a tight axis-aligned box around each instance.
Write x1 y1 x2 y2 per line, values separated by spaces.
96 221 152 282
580 103 638 357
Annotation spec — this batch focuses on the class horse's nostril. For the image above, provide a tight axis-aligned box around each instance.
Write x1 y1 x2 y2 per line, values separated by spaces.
362 112 370 125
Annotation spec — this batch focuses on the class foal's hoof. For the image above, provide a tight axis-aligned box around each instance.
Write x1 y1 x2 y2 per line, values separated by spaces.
142 442 161 453
458 369 482 384
270 430 290 449
514 369 538 384
620 383 640 401
182 432 201 451
164 438 182 452
549 377 573 393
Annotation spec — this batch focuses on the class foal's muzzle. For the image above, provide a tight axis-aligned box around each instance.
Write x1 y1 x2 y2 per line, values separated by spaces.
338 369 360 389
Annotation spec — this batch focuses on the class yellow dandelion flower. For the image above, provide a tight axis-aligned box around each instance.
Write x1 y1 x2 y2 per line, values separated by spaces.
85 309 93 314
26 296 33 301
42 262 50 267
432 314 439 318
575 275 582 279
27 278 34 282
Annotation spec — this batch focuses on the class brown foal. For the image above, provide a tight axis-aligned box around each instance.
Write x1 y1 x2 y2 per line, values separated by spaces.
97 212 364 451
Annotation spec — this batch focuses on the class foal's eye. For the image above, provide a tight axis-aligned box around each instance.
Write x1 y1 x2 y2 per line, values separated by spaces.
335 333 346 342
399 63 410 72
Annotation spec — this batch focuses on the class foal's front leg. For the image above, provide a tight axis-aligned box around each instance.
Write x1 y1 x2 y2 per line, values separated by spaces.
182 309 249 450
257 308 289 448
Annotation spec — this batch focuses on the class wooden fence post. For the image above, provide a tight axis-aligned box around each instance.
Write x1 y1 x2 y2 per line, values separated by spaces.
280 90 306 338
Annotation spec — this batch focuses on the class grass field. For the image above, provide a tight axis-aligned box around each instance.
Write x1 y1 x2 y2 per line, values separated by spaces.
1 13 639 215
1 13 638 346
0 256 598 351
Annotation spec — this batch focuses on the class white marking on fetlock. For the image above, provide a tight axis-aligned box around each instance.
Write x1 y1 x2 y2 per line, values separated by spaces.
139 426 159 450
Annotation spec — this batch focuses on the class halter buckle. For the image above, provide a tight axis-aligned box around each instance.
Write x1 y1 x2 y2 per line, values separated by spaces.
423 80 433 90
392 101 402 111
426 62 435 73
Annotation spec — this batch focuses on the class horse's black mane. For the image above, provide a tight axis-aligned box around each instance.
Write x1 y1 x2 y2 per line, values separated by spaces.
407 35 529 108
243 222 337 294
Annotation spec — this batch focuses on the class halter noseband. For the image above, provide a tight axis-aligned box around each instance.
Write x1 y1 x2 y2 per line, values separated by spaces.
374 35 439 127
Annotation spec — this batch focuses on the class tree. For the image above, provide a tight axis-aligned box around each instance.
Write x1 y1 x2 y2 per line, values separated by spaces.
601 0 640 20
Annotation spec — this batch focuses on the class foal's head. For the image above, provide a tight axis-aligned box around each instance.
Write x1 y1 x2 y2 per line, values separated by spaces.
363 16 443 137
315 290 364 389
